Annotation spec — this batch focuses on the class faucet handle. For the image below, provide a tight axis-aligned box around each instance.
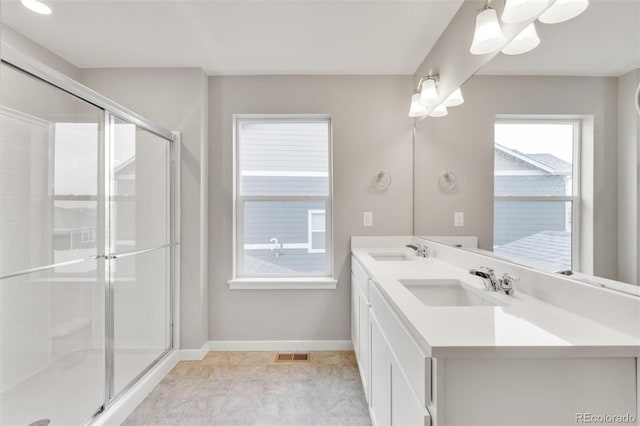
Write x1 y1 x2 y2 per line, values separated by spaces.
499 273 518 295
501 272 519 282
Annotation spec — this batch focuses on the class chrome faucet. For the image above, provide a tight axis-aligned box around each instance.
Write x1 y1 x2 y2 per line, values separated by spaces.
468 267 498 291
468 267 518 296
406 244 430 258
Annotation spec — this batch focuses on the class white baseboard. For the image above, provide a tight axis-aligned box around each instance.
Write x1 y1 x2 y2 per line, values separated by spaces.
208 340 353 352
179 341 209 361
93 350 179 426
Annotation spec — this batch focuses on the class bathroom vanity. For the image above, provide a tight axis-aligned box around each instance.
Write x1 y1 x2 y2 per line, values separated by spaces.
351 236 640 426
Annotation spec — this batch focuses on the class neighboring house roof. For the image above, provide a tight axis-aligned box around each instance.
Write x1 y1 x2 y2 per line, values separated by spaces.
244 254 294 274
526 153 572 174
114 156 136 178
495 144 571 176
494 230 571 272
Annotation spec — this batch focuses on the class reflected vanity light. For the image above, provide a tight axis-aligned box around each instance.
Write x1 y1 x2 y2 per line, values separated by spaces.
443 88 464 107
20 0 52 14
419 77 439 106
429 104 449 118
470 5 506 55
501 23 541 55
538 0 589 24
408 92 428 117
409 75 462 119
502 0 549 23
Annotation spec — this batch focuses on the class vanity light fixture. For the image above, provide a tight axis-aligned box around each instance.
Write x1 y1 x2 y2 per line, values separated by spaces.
502 0 548 23
443 88 465 107
419 75 440 106
538 0 589 24
20 0 52 14
429 104 449 118
470 2 506 55
501 22 541 55
408 92 428 117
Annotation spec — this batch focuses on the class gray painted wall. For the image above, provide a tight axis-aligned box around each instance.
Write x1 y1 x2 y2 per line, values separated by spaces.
617 69 640 285
414 75 619 280
208 75 414 341
79 68 210 350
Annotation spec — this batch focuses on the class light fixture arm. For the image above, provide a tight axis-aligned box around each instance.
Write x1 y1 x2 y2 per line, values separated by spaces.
417 74 440 91
479 0 492 12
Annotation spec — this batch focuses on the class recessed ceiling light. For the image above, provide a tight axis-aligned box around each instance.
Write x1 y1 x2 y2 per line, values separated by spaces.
20 0 52 15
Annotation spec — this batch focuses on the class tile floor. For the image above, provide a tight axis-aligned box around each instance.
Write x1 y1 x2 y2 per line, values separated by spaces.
123 351 372 426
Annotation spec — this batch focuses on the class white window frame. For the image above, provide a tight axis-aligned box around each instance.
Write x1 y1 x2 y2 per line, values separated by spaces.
230 114 334 288
308 209 326 254
81 229 96 244
494 117 581 271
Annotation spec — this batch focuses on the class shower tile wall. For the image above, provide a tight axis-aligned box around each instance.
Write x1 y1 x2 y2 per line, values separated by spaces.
0 109 50 393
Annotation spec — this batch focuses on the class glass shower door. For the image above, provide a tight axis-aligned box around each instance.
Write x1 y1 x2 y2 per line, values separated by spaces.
0 62 105 425
1 59 175 423
107 118 172 397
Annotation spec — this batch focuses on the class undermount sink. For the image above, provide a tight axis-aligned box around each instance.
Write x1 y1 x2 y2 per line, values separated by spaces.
369 252 414 262
399 279 504 307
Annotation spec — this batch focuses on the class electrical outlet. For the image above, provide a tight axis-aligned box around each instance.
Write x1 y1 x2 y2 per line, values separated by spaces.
454 212 464 227
363 211 373 227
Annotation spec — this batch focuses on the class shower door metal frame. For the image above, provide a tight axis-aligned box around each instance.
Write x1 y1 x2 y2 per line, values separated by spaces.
1 42 180 423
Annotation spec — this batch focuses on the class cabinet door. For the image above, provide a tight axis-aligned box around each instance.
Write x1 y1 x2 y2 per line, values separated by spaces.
391 355 430 426
370 314 391 426
351 272 359 358
358 288 370 400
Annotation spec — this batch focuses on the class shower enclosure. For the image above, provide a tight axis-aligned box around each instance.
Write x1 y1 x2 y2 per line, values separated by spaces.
0 52 177 425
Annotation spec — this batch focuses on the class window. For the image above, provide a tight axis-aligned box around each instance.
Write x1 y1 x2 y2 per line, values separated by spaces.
493 119 580 273
235 116 332 278
81 229 96 244
308 210 326 253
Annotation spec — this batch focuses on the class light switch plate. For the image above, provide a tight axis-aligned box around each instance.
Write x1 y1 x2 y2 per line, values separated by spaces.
363 211 373 227
454 212 464 227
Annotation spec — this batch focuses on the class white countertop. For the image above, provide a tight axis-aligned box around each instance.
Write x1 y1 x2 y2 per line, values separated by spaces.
352 246 640 358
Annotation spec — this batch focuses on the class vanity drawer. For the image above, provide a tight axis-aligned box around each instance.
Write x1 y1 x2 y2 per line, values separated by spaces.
351 256 370 299
369 281 431 406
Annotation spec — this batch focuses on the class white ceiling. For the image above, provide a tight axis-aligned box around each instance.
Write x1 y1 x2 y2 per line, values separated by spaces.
0 0 464 75
479 0 640 77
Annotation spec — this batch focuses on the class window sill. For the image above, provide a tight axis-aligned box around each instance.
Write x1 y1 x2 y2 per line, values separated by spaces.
228 277 337 290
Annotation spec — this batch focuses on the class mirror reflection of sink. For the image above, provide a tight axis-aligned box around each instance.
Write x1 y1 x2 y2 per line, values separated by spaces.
399 279 504 307
369 252 413 262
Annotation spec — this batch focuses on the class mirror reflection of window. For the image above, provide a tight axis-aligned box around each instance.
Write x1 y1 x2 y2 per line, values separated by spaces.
493 120 579 273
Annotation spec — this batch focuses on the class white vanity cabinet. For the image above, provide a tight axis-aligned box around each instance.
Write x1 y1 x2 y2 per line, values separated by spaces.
352 256 431 426
351 238 640 426
351 257 371 401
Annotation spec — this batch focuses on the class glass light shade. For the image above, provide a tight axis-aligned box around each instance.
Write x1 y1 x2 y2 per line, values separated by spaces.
20 0 52 14
470 8 506 55
419 79 439 106
429 104 448 118
501 23 541 55
538 0 588 24
443 88 464 107
502 0 548 23
408 93 428 117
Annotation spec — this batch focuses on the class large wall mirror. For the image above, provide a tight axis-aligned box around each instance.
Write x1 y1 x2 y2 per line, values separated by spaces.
414 0 640 288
